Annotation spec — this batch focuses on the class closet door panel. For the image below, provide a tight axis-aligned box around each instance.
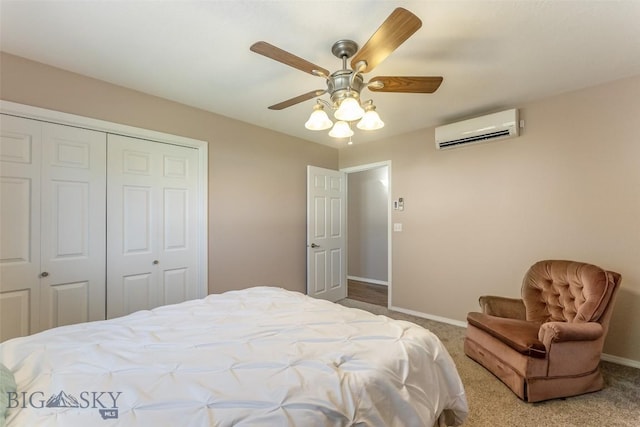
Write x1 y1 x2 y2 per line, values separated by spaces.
0 115 42 340
49 281 89 326
163 267 188 305
123 185 154 254
164 188 188 249
119 183 157 314
122 273 154 315
0 178 34 269
107 134 198 318
40 123 106 330
0 290 31 340
107 137 158 318
157 144 199 307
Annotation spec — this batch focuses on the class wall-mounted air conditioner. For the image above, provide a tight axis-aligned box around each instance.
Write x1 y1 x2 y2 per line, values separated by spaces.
435 108 519 150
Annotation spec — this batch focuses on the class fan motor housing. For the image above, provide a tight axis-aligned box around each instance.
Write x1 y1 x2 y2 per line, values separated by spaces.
328 70 365 106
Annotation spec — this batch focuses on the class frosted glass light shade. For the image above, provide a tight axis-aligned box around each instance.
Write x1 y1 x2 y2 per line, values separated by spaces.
328 121 353 138
334 97 364 121
357 109 385 130
304 105 333 130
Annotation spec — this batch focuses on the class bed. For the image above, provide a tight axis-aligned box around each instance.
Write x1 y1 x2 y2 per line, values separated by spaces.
0 287 468 426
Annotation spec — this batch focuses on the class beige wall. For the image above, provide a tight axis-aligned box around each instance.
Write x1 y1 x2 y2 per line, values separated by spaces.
2 51 638 363
0 52 338 295
340 74 640 363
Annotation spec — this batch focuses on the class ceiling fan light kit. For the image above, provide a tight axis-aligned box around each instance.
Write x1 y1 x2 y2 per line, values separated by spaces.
328 121 354 138
334 96 365 121
250 7 442 143
304 103 333 131
357 103 385 131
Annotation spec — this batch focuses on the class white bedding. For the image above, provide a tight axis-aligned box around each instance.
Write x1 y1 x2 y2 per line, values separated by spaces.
0 287 467 426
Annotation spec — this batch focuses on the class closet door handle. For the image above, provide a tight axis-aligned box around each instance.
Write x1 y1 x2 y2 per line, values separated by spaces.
40 272 49 277
153 260 159 265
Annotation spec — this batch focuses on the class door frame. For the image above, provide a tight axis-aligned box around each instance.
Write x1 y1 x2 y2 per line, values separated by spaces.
341 161 392 308
0 100 209 300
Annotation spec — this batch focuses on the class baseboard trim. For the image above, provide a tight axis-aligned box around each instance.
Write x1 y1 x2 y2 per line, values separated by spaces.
601 353 640 369
347 276 389 286
390 305 640 369
389 305 467 328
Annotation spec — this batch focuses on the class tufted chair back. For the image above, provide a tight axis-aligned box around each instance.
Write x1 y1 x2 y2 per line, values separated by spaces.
521 260 619 324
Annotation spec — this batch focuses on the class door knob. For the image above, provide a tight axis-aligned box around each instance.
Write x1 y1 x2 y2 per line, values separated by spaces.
310 243 320 248
153 260 159 265
40 272 49 277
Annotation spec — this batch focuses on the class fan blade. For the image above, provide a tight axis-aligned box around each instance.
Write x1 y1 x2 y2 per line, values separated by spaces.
350 8 422 73
268 90 327 110
368 76 443 93
251 41 330 77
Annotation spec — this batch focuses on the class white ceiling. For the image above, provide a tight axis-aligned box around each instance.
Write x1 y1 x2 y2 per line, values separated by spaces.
2 1 640 147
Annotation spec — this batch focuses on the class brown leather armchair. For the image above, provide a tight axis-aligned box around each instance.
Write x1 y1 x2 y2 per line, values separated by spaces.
464 260 621 402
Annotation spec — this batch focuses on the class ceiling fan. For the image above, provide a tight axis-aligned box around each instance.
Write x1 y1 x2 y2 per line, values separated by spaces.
250 7 443 138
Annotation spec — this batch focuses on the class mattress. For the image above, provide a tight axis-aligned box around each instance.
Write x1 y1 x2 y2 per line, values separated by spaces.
0 287 468 426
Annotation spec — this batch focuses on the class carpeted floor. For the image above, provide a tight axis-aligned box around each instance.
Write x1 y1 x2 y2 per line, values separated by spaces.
338 298 640 427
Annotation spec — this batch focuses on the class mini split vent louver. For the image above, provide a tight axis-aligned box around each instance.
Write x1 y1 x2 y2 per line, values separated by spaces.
435 109 519 150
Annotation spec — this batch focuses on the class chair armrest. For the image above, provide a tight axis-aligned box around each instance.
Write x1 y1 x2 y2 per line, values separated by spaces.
538 322 603 345
478 296 526 320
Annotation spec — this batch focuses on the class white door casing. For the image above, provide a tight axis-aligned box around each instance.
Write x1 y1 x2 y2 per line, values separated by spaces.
107 134 199 318
306 165 346 301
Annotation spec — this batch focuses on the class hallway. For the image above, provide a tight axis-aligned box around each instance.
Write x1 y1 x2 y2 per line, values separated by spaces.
347 280 387 307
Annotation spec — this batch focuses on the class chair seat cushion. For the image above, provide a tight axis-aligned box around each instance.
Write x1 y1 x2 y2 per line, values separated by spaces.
467 312 546 358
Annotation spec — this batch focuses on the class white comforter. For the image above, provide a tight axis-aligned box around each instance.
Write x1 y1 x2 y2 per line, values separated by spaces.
1 287 468 426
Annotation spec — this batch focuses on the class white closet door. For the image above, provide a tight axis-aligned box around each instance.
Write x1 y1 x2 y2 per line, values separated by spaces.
0 116 106 340
39 123 106 330
0 115 42 340
107 134 199 318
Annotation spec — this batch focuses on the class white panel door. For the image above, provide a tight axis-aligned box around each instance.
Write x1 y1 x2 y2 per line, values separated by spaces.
0 115 42 341
107 134 199 318
0 116 106 340
306 166 346 301
39 123 106 330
